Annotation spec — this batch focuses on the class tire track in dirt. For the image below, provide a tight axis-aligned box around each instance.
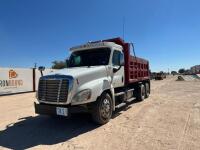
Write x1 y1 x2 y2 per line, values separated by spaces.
177 113 191 150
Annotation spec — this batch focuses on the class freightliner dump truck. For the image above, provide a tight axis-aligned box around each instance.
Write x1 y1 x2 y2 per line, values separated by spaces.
34 37 150 124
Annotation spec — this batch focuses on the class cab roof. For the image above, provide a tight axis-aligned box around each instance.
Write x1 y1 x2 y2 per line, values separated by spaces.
70 41 122 52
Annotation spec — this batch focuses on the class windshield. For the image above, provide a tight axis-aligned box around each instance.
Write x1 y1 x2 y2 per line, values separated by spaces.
68 48 111 67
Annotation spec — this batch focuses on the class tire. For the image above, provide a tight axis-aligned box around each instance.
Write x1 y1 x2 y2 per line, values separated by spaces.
145 83 150 98
137 84 145 101
91 93 113 125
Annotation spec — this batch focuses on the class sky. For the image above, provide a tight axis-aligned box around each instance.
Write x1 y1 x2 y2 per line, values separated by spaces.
0 0 200 72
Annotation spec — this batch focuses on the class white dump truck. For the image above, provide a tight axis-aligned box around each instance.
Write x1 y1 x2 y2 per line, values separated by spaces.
34 37 150 124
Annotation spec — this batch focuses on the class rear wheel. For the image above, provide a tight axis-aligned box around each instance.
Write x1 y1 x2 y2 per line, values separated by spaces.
137 84 145 101
91 93 113 125
145 83 150 98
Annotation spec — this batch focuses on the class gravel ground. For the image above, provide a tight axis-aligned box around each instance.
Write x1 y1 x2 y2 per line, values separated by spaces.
0 76 200 150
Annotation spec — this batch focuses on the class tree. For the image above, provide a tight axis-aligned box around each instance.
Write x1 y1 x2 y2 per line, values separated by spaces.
178 68 185 74
171 71 177 75
52 60 66 69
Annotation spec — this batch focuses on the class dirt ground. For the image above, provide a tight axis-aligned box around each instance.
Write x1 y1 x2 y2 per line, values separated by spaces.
0 76 200 150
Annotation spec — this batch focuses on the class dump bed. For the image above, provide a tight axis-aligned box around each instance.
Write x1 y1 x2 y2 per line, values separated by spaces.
127 56 150 83
104 37 150 85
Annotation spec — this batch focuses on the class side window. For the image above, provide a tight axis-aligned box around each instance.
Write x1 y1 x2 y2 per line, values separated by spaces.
112 50 122 66
69 54 81 67
120 52 124 65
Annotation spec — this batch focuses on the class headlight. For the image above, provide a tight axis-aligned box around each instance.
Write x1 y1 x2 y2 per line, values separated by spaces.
73 89 91 102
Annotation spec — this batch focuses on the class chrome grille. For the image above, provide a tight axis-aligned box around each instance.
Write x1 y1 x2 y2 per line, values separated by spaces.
38 79 69 103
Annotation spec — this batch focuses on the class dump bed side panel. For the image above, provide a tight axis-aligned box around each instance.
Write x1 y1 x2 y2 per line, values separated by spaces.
128 56 150 84
123 43 149 84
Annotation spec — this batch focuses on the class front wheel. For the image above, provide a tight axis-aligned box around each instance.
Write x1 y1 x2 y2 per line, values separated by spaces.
91 93 113 125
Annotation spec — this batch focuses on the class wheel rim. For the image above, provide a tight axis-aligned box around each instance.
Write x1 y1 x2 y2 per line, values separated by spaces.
142 86 145 97
146 85 150 95
100 98 111 119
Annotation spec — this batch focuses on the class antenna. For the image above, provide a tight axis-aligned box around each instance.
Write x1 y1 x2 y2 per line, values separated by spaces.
123 17 125 40
130 43 136 58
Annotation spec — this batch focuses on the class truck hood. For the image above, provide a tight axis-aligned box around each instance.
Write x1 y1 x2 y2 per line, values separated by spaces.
48 66 108 79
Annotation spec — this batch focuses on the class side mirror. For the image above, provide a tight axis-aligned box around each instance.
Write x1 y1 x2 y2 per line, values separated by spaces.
113 67 119 73
38 66 45 71
38 66 45 76
113 65 122 73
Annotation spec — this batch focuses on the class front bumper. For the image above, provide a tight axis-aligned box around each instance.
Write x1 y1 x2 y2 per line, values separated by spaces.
34 102 88 117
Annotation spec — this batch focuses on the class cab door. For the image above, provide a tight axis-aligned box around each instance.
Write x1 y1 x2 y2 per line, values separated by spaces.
112 50 125 88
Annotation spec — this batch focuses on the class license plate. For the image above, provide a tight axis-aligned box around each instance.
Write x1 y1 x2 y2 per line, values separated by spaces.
56 107 68 116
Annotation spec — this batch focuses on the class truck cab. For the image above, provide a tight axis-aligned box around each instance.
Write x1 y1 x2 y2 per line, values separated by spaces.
34 37 150 124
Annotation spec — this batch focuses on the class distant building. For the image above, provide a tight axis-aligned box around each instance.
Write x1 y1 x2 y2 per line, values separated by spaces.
191 65 200 74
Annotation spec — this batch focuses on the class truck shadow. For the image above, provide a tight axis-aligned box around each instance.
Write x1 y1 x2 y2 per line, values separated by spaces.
0 100 142 150
0 114 99 150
